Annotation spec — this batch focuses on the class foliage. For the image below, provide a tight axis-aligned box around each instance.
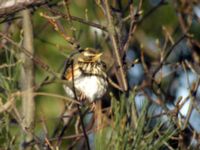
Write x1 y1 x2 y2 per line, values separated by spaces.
95 93 176 150
0 0 200 149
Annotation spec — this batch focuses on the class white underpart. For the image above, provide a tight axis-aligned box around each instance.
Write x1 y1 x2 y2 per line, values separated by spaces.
63 75 108 102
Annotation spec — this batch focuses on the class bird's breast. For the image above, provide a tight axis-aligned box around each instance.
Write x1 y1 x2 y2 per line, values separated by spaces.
63 75 108 102
75 75 108 102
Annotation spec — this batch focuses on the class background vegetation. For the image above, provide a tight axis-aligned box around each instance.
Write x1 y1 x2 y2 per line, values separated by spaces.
0 0 200 149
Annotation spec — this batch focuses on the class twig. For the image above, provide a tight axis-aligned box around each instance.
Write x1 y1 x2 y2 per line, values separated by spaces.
40 12 85 52
0 0 49 18
57 60 90 150
0 60 22 69
46 6 107 31
138 0 167 25
5 92 41 149
107 77 124 91
0 94 15 113
182 62 194 130
71 60 91 150
122 0 143 52
0 32 59 78
34 92 80 105
123 0 167 24
0 90 80 114
152 34 187 81
103 0 128 91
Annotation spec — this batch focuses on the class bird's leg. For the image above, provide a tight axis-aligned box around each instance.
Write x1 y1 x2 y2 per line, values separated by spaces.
78 92 86 104
94 100 102 130
75 116 81 134
62 104 77 125
90 102 96 112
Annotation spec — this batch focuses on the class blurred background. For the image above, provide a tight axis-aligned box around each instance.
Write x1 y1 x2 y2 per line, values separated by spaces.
0 0 200 149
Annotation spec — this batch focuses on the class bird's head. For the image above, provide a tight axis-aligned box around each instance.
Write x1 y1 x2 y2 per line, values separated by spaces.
78 48 103 63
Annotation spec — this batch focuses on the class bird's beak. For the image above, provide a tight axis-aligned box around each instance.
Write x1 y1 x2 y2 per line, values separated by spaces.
94 53 103 60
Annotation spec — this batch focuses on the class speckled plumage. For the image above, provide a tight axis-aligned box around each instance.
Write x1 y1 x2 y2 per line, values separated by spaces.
63 49 108 102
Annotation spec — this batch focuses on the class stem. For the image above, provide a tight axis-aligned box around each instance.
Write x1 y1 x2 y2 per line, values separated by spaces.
104 0 128 91
20 9 35 150
0 0 47 18
71 60 91 150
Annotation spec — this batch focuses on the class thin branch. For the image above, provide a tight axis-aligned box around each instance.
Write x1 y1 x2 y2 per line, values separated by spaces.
182 62 194 130
34 92 80 105
0 0 48 18
20 9 35 149
71 60 91 150
138 0 167 25
40 12 84 52
152 34 187 80
0 94 15 113
103 0 128 91
0 32 59 78
57 60 90 150
122 0 143 52
108 77 124 92
46 6 107 31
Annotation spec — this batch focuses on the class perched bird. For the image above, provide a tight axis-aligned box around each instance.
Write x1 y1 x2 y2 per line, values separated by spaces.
62 48 108 104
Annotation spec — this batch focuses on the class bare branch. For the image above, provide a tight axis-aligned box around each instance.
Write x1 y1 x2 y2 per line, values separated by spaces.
0 0 48 18
103 0 128 91
20 8 35 149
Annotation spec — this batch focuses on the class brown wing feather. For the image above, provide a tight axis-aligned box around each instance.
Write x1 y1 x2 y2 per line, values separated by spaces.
65 64 81 81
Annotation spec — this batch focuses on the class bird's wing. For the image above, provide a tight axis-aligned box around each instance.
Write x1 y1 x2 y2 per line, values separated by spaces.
63 63 81 81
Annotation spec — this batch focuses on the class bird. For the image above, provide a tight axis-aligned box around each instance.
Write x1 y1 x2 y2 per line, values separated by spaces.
62 48 108 105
